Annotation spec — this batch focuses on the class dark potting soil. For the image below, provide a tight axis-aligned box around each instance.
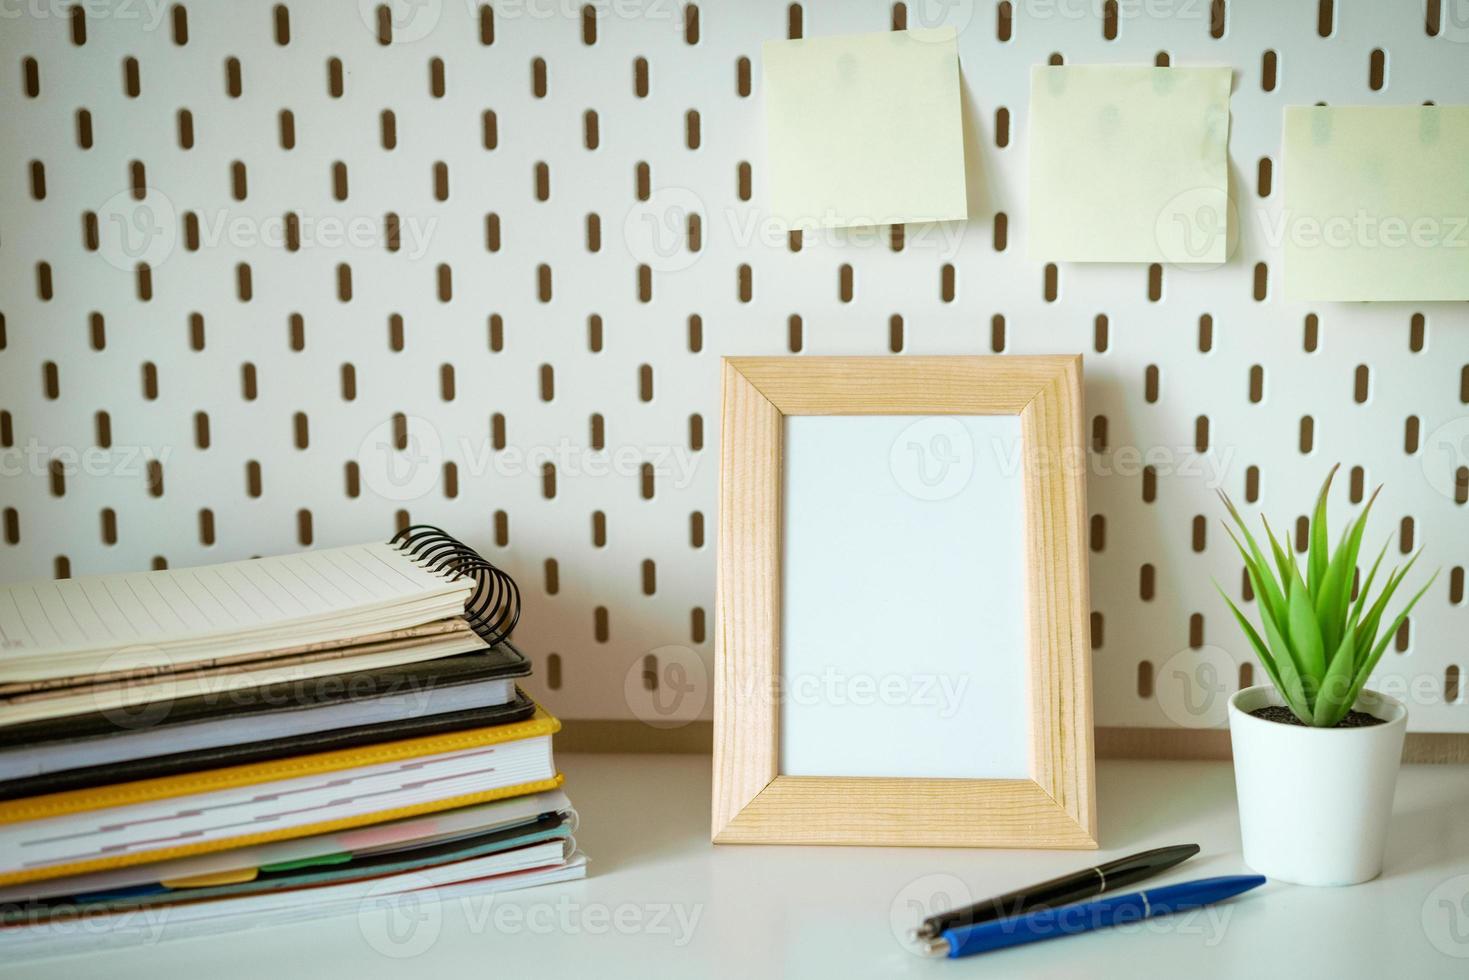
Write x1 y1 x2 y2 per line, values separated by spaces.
1249 705 1386 728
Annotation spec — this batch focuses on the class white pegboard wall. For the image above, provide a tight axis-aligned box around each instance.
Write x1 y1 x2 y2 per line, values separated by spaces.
0 0 1466 731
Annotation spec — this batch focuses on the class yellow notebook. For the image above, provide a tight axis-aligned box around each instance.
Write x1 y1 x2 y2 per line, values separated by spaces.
0 707 562 888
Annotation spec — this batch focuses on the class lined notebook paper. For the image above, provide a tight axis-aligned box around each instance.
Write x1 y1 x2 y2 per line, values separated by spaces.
0 543 473 684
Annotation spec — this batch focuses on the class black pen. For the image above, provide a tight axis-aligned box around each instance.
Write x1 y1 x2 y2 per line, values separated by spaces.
913 844 1201 940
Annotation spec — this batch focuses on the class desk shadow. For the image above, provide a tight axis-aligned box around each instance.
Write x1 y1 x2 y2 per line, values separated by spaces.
1095 761 1238 851
1379 789 1469 880
564 758 713 875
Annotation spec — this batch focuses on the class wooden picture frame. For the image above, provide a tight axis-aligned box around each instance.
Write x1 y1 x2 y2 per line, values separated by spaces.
712 355 1097 848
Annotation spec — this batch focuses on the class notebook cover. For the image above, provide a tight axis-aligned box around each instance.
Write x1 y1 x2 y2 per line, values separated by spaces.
0 687 539 802
0 641 531 749
0 619 477 701
0 706 563 888
0 788 574 903
0 634 489 730
27 814 573 918
0 856 589 956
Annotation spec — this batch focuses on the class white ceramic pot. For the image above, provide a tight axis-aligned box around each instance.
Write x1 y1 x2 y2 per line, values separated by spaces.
1228 685 1407 887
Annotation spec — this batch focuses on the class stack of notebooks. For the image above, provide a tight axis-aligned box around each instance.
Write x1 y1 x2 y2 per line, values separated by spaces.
0 526 583 955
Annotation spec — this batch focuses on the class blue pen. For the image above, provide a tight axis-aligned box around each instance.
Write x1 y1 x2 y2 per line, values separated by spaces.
923 874 1266 959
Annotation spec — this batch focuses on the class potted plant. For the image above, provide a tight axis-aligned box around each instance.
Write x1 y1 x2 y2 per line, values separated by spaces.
1216 465 1437 886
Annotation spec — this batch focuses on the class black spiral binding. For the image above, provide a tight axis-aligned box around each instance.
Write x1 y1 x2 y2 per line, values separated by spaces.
389 525 521 647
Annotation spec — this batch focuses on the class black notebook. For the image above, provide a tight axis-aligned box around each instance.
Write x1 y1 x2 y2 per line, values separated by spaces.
0 639 529 769
0 683 539 801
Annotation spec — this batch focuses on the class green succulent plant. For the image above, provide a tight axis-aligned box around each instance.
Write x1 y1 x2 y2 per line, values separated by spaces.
1217 464 1438 728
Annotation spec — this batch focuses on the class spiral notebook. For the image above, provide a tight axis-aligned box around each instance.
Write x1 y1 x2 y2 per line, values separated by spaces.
0 525 520 678
0 527 524 726
0 540 480 685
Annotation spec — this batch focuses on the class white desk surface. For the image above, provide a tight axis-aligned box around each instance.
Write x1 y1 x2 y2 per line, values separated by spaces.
19 754 1469 979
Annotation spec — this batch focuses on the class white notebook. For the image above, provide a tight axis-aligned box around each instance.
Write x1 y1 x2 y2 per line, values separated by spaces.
0 734 556 881
0 542 473 684
0 849 588 959
0 788 574 904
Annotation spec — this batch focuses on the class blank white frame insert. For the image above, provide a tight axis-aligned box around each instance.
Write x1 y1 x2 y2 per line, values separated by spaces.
778 415 1030 780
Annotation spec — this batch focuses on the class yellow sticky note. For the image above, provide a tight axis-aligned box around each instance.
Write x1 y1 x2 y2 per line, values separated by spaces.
762 28 967 229
1283 106 1469 301
1028 65 1232 263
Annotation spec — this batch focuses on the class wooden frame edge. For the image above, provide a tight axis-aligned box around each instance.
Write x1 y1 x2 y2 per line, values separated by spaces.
1018 358 1098 842
716 775 1096 848
713 356 1097 847
725 355 1067 415
711 361 782 840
